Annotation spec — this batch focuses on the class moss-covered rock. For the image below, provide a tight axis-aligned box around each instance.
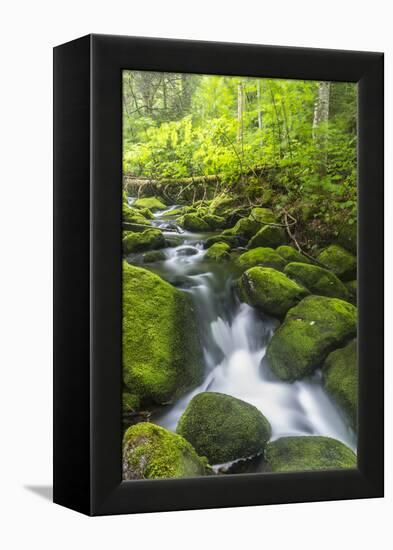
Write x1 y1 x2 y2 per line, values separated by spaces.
337 222 357 255
209 193 237 217
161 207 186 218
222 217 261 240
202 213 226 230
205 242 231 262
248 225 286 249
266 295 357 381
204 234 241 249
122 392 140 413
249 207 277 224
236 247 286 272
284 262 349 300
123 204 151 225
345 280 357 304
263 436 357 472
137 207 154 219
133 196 167 211
143 250 166 263
123 263 203 405
237 267 309 319
276 245 312 265
317 244 356 281
123 229 166 254
123 422 209 479
180 213 210 232
177 392 271 464
323 339 357 431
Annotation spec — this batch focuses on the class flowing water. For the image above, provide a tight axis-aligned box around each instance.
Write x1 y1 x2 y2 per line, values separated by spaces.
126 199 357 465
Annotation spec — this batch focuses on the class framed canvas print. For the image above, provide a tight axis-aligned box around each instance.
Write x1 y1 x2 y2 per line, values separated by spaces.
53 34 384 516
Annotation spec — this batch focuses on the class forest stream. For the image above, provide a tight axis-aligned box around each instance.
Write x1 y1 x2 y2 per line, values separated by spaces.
124 198 357 474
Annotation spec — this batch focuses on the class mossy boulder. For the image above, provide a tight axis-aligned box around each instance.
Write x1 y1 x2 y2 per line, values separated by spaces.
237 267 309 319
266 295 357 381
133 196 167 211
222 217 261 240
345 280 357 304
162 207 185 218
237 247 286 272
248 224 286 249
263 436 357 473
209 193 236 216
180 213 210 232
337 222 357 255
123 422 209 480
123 263 203 406
204 234 241 249
143 250 166 263
205 242 231 262
323 339 357 431
177 392 271 464
202 213 226 230
249 207 277 224
284 262 349 300
317 244 356 281
123 204 151 226
137 207 154 219
122 392 140 413
123 228 166 254
276 245 312 265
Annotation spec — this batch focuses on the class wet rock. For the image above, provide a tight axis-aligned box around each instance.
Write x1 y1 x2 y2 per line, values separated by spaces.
284 261 349 300
262 436 356 472
237 247 286 272
122 228 166 254
205 242 231 262
180 213 210 232
177 392 271 464
323 339 357 431
237 267 309 319
266 295 357 381
248 225 286 249
123 422 210 480
176 246 198 257
123 263 204 405
317 244 356 281
143 250 166 263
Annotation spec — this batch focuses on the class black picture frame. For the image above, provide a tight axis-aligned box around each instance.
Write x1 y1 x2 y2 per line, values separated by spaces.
53 34 384 516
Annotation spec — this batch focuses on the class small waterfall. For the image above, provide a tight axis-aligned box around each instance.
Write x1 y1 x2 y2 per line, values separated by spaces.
131 204 357 455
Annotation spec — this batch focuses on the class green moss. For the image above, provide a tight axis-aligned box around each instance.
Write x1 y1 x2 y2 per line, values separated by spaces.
209 193 236 216
266 295 357 381
204 235 240 249
249 207 277 224
122 229 166 254
205 242 231 262
345 280 357 304
162 207 185 218
123 204 151 225
133 196 167 211
123 422 209 479
317 244 356 281
222 217 261 239
122 392 140 413
276 245 312 265
137 207 154 219
237 267 309 319
202 213 226 230
123 263 203 405
323 339 357 431
284 262 349 300
263 436 357 472
337 222 357 255
143 250 166 263
177 392 271 464
248 225 286 249
237 247 286 272
180 213 210 232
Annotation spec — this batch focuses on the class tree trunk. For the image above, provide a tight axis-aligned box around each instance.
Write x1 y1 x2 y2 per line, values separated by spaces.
312 81 331 176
